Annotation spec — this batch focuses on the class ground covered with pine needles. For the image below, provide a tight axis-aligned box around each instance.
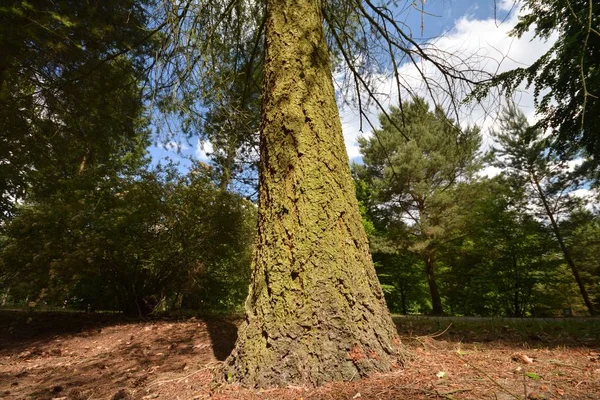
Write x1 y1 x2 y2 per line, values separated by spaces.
0 311 598 399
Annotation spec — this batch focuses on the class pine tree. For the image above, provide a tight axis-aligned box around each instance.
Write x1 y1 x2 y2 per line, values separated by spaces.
491 103 597 315
474 0 600 171
223 0 400 387
357 98 482 315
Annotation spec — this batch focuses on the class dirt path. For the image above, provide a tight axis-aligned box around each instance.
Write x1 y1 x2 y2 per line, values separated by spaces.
0 312 598 399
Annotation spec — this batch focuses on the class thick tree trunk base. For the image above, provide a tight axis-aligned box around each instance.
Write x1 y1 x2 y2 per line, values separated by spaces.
224 0 402 388
225 290 402 387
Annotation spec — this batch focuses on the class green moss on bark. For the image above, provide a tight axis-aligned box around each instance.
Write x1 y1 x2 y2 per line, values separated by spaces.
225 0 401 387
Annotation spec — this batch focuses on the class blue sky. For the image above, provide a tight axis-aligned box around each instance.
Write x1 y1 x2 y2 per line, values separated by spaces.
401 0 497 38
148 0 539 172
339 0 557 165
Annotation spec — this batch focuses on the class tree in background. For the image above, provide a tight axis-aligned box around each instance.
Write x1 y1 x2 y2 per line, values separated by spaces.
560 208 600 310
356 98 482 315
165 165 256 312
491 103 597 315
443 178 562 317
0 163 256 316
353 177 430 315
154 0 263 195
0 0 160 311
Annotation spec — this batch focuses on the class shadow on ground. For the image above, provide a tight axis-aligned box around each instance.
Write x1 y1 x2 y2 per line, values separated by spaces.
0 310 135 356
205 318 237 361
1 311 599 399
0 310 240 399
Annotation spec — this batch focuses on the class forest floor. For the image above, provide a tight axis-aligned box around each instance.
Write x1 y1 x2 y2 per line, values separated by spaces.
0 310 599 400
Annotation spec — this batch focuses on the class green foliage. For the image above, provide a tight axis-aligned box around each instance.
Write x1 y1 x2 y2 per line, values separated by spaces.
0 164 256 315
0 0 155 216
0 1 256 312
472 0 600 166
2 0 597 323
354 99 599 317
490 103 596 315
355 97 482 314
373 254 430 315
151 0 264 193
353 178 376 236
443 178 565 317
358 98 482 249
170 166 256 311
561 208 600 309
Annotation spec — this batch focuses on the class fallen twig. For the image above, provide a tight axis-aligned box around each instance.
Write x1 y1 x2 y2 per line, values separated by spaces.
418 323 453 339
547 359 586 370
456 354 522 400
147 362 220 387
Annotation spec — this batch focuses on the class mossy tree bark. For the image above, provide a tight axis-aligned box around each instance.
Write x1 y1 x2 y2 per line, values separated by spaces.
225 0 401 388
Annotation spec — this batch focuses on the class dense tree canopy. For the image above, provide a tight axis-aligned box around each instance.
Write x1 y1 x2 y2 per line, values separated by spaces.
490 103 597 315
1 162 256 315
0 0 155 216
443 178 563 317
352 99 599 318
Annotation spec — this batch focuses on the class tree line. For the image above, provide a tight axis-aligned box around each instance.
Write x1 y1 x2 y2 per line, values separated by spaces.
354 98 599 317
2 92 598 317
0 0 256 315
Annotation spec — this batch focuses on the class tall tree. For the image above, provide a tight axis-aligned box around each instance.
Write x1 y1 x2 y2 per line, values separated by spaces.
223 0 400 387
357 98 481 315
491 103 597 315
444 178 559 317
150 0 489 387
0 0 155 216
0 0 166 313
559 207 600 311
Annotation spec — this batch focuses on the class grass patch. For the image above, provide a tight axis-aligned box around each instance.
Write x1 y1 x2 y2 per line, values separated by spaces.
392 315 600 346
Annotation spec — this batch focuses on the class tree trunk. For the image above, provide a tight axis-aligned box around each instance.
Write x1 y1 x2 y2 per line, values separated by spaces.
225 0 400 387
425 254 444 315
512 253 521 317
399 283 407 315
531 173 597 316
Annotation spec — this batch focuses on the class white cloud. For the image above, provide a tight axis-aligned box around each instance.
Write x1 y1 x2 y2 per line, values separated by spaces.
477 165 503 179
498 0 519 13
195 139 213 160
340 108 366 160
570 188 593 199
569 188 598 212
339 3 557 160
567 158 584 172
